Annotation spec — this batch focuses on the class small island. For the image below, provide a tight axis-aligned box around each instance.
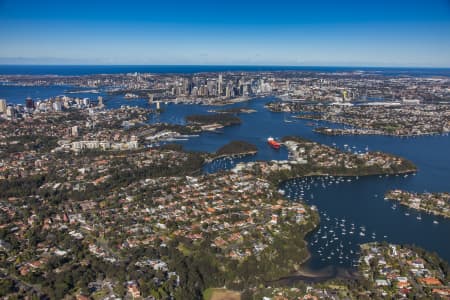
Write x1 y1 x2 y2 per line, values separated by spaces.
185 113 241 126
185 113 241 131
212 107 257 114
385 190 450 218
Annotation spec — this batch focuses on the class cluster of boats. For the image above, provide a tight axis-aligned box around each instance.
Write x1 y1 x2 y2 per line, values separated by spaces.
281 169 443 269
282 175 355 202
310 210 387 266
282 175 390 267
386 198 440 224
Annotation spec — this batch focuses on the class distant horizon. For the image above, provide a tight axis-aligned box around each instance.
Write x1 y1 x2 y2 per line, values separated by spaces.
1 63 450 69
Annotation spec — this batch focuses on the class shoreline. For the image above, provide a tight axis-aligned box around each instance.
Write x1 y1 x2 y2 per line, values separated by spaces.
313 126 449 138
271 265 360 284
385 191 450 219
391 202 450 219
290 115 449 137
171 95 253 106
270 168 418 185
206 150 257 163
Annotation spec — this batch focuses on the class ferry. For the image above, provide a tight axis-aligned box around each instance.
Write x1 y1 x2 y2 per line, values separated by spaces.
267 137 281 149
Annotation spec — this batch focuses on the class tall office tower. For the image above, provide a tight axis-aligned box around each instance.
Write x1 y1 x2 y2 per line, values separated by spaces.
53 101 63 112
218 74 223 96
225 84 232 98
97 96 104 108
241 84 248 96
25 97 34 110
183 78 189 95
207 79 216 95
0 99 6 113
6 106 15 118
191 86 198 97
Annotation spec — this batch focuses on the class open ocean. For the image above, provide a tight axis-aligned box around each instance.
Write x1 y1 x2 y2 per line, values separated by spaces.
1 65 450 76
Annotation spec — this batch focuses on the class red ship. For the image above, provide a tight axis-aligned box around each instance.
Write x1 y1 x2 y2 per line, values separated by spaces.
267 137 281 149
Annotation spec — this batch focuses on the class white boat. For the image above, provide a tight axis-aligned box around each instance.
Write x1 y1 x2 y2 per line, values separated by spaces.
284 118 294 123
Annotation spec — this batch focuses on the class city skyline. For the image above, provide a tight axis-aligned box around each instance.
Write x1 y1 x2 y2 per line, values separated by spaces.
1 0 450 67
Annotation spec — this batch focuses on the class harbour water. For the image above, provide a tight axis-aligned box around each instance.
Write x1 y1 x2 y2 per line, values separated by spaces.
1 70 449 274
149 98 450 271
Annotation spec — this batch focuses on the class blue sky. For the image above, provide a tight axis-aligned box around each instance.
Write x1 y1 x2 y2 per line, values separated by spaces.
0 0 449 66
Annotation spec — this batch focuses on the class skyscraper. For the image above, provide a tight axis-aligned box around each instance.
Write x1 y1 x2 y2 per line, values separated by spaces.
0 99 6 113
53 101 62 112
218 74 223 96
6 106 15 118
225 84 232 98
97 96 104 108
25 97 34 110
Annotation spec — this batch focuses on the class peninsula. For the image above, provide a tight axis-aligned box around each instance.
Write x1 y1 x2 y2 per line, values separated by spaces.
233 136 417 184
267 102 450 137
385 190 450 219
